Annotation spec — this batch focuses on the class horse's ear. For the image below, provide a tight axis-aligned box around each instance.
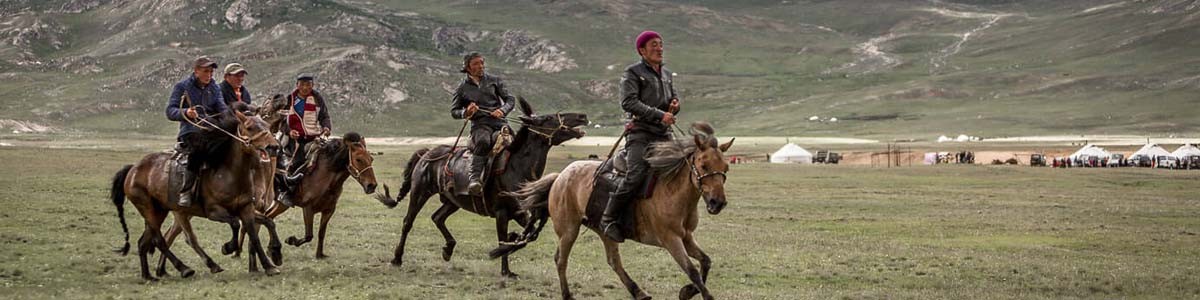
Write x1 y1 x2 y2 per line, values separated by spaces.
234 109 248 123
519 116 535 125
518 97 534 116
694 134 709 151
719 137 735 153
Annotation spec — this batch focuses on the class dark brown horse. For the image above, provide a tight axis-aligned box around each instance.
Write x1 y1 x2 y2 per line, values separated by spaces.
502 122 733 299
110 109 282 280
258 132 378 259
374 98 587 277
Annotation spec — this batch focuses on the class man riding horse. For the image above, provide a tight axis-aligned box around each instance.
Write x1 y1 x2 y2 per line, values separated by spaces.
602 31 682 242
166 56 229 207
279 73 332 206
450 52 517 196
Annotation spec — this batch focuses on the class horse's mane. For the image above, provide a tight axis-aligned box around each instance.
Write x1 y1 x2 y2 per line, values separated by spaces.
507 123 533 151
191 104 248 167
646 122 717 177
314 132 364 169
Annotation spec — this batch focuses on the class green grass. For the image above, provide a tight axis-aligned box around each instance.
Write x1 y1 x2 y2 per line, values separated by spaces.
1 142 1199 299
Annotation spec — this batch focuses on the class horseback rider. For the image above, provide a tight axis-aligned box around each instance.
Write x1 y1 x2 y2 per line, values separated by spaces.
450 52 516 196
165 56 229 207
601 31 681 242
220 63 251 106
280 73 331 206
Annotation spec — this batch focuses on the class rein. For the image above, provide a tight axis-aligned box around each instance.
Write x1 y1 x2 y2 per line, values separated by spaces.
180 94 262 148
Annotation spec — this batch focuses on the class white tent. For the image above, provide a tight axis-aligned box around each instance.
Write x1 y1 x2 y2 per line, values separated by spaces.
770 143 813 164
955 134 971 142
1068 145 1110 160
936 135 952 143
1131 143 1171 159
1172 144 1200 158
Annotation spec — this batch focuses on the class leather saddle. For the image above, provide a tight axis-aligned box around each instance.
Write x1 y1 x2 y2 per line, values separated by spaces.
582 149 655 237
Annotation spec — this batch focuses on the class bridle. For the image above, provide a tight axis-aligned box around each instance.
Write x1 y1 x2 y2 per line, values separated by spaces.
686 153 727 196
345 141 373 180
524 113 573 146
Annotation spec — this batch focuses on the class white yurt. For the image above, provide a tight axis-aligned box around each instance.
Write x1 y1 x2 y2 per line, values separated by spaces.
1172 144 1200 158
770 143 813 164
1068 144 1110 160
1131 143 1171 159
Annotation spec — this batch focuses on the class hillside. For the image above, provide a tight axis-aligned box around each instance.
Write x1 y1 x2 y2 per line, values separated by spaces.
0 0 1197 139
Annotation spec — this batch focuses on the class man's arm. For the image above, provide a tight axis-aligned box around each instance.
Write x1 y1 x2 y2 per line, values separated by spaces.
450 87 469 119
495 77 516 115
668 73 680 115
166 84 185 121
316 92 331 129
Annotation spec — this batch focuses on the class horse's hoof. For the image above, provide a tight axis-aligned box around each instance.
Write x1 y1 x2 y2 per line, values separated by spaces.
678 284 699 300
142 276 158 282
270 249 284 266
179 268 195 278
501 271 519 279
286 236 304 246
155 269 168 277
390 258 403 267
222 242 238 255
210 266 225 274
441 245 455 261
264 268 280 276
315 253 329 260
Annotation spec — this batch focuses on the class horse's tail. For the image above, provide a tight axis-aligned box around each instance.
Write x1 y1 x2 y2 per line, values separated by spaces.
110 164 133 256
489 172 559 259
374 148 429 209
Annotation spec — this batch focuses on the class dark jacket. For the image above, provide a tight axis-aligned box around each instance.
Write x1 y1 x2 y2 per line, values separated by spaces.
220 81 252 106
620 60 679 136
450 73 515 129
166 75 228 139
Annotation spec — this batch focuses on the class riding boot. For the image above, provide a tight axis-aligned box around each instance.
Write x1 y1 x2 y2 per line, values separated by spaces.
600 190 632 242
467 154 487 196
273 172 296 207
178 167 196 208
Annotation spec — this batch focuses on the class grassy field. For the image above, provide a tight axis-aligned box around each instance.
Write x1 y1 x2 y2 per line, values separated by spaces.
1 142 1199 299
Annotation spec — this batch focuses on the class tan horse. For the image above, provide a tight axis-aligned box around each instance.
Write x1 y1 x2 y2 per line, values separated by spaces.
505 122 733 300
110 109 282 280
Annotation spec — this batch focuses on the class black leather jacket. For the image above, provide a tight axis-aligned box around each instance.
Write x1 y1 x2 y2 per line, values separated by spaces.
620 60 679 136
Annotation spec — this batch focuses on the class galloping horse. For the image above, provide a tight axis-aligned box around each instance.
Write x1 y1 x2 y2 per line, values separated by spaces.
502 122 733 299
110 108 283 280
263 132 378 258
156 132 377 275
374 98 587 277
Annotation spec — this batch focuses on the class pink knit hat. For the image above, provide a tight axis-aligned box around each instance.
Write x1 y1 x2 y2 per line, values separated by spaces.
634 31 661 54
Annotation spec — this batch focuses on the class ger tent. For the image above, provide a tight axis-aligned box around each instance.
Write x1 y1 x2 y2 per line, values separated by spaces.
1172 144 1200 158
1131 143 1171 159
1068 145 1110 160
770 143 813 164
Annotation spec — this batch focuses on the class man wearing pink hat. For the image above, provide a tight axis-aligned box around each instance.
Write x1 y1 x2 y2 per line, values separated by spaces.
601 30 682 242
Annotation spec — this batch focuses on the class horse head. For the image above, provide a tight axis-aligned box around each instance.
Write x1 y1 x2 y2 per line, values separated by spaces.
515 97 589 145
340 132 378 194
231 107 280 163
686 122 734 215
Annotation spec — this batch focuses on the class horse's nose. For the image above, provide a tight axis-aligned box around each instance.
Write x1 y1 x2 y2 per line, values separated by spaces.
365 183 377 194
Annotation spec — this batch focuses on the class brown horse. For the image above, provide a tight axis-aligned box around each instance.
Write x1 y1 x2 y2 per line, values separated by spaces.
504 122 733 300
110 109 283 280
260 132 378 259
373 98 588 277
